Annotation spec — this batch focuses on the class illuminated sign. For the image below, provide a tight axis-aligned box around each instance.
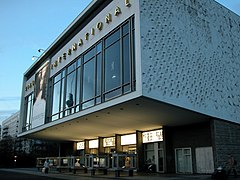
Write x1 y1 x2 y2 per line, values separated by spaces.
142 129 163 143
121 134 136 145
103 137 115 147
77 141 85 150
89 139 99 149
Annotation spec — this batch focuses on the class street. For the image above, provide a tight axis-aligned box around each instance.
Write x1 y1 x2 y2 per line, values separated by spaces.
0 170 63 180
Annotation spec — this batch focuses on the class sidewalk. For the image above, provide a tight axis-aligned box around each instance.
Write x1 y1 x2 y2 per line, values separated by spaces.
0 168 214 180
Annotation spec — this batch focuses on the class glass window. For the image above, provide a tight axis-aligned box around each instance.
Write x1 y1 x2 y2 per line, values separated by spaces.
82 100 94 109
75 67 81 107
105 89 121 100
96 54 102 96
83 59 95 102
68 62 76 74
145 143 154 150
144 143 155 164
84 47 95 63
48 16 135 122
122 22 129 36
54 73 61 83
66 73 76 104
105 29 120 48
52 81 61 116
104 41 121 92
132 30 136 90
24 93 33 131
77 58 81 67
66 71 76 114
96 42 102 54
132 16 135 30
60 79 65 118
123 34 130 84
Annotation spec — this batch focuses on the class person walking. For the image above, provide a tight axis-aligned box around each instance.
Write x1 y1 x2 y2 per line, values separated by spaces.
226 154 237 178
43 159 50 174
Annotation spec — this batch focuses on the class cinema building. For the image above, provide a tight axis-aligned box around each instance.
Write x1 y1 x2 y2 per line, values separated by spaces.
19 0 240 174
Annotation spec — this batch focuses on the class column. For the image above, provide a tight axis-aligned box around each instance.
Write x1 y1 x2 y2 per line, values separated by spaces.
98 137 104 154
115 134 123 153
136 130 144 172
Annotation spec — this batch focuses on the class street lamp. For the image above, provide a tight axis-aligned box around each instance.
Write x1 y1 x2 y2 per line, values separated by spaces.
32 56 39 60
38 49 45 52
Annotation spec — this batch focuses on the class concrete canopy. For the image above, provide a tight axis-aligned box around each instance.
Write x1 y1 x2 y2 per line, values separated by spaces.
19 97 210 141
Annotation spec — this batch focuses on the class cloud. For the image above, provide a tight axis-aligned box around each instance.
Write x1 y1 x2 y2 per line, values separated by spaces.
0 96 20 109
0 96 20 101
0 109 18 114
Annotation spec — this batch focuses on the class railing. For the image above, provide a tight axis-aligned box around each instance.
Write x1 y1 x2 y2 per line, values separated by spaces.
37 154 137 176
36 156 82 171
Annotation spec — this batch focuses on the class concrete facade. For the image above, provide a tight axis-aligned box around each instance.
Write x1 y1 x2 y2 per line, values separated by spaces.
140 0 240 124
212 119 240 170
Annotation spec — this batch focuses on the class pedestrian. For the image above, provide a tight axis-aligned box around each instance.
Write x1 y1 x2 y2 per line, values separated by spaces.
75 159 80 167
43 159 50 174
226 154 237 178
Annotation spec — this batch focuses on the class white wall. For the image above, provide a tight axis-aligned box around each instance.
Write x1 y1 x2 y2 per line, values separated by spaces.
140 0 240 123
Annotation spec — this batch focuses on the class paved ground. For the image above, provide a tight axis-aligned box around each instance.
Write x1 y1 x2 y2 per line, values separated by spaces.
0 168 238 180
0 168 211 180
0 170 60 180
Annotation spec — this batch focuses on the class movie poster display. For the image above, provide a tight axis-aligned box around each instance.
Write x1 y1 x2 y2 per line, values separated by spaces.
32 62 49 128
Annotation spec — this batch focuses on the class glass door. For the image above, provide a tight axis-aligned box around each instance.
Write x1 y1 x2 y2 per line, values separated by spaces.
144 142 165 173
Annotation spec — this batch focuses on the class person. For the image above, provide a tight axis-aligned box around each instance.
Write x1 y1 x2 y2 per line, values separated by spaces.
75 159 80 167
125 156 131 168
226 154 237 178
43 159 50 174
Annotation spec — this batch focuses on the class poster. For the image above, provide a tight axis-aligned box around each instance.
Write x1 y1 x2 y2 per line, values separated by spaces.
32 62 49 128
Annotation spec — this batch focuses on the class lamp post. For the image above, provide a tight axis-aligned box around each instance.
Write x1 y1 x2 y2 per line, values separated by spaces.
38 49 45 53
32 56 39 60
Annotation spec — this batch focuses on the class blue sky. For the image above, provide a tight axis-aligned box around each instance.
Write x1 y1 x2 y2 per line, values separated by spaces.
0 0 92 123
0 0 239 124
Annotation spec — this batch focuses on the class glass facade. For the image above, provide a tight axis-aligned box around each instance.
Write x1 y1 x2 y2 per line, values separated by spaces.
49 17 135 121
51 70 66 121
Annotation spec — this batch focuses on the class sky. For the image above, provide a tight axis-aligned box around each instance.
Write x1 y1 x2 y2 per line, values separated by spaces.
0 0 239 125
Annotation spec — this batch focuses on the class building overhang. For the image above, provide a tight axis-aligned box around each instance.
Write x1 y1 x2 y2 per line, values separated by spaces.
18 97 211 141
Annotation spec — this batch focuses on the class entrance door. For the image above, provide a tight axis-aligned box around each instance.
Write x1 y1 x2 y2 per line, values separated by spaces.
144 142 164 172
175 148 193 174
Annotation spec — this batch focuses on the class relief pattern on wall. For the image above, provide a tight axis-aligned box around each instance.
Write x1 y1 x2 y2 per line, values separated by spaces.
140 0 240 122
